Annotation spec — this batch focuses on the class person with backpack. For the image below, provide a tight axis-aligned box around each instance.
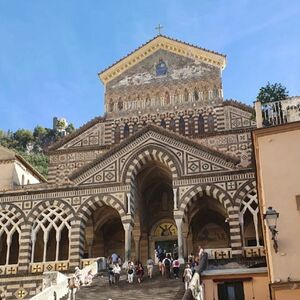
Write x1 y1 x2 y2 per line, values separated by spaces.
172 257 180 279
127 260 135 283
183 264 193 290
162 254 172 279
146 257 154 279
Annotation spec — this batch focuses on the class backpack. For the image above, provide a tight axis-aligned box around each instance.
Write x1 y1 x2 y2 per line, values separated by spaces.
164 259 171 267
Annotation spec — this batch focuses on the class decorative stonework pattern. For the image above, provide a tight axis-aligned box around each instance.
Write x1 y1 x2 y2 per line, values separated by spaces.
72 128 238 186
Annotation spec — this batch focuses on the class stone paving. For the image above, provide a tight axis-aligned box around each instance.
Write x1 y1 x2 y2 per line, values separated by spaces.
68 270 185 300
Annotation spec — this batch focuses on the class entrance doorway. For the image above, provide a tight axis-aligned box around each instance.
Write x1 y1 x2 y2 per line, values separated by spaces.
155 240 178 258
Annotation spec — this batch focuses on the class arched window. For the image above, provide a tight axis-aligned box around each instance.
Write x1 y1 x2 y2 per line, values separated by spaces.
174 90 179 104
179 116 185 135
146 94 151 107
169 118 176 132
240 190 261 247
132 123 139 134
108 98 114 112
31 206 71 262
0 211 21 265
118 97 123 111
194 89 199 101
114 125 120 144
188 116 195 136
184 89 189 102
124 124 130 138
198 115 205 134
164 91 170 105
207 114 215 133
160 119 166 128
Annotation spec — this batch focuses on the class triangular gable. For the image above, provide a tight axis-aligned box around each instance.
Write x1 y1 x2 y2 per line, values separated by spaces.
99 35 226 85
47 116 106 151
70 125 239 186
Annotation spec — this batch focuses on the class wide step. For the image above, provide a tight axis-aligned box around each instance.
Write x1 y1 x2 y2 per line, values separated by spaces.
70 272 185 300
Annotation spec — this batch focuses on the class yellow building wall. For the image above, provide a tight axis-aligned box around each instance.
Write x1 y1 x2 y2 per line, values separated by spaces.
203 274 269 300
254 125 300 284
275 289 300 300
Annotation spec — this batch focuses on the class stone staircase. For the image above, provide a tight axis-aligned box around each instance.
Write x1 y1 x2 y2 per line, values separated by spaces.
62 268 185 300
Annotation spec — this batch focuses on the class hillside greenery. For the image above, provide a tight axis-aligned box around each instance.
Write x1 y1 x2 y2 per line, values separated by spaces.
0 123 75 178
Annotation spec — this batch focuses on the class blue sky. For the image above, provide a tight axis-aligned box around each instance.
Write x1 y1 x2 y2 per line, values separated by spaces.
0 0 299 131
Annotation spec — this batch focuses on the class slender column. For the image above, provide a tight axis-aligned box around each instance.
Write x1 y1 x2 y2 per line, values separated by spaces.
55 231 61 261
126 193 131 214
173 188 178 210
253 213 261 246
43 231 49 262
175 218 184 263
6 235 12 265
31 234 36 263
123 223 133 263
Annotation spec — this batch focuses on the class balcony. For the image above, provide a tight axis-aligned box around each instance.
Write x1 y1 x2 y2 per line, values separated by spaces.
206 247 266 269
255 96 300 128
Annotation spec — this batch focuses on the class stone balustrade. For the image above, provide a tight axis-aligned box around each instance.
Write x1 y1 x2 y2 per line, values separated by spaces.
255 96 300 128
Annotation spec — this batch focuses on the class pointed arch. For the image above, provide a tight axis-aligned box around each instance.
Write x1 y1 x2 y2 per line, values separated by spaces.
179 184 232 216
122 144 182 184
77 194 127 226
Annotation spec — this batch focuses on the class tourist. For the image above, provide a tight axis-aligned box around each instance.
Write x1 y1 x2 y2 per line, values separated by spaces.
172 256 180 279
198 245 204 260
127 261 135 283
146 257 154 279
74 266 83 286
84 270 94 286
188 253 194 264
117 255 122 267
113 263 121 285
162 254 172 279
68 275 79 300
111 252 118 264
135 262 144 283
183 264 193 290
107 259 114 285
156 246 165 275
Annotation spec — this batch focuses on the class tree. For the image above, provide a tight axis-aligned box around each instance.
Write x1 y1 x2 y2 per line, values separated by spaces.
66 123 75 134
257 82 289 104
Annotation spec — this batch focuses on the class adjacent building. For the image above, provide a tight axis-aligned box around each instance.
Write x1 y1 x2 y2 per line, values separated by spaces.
253 97 300 300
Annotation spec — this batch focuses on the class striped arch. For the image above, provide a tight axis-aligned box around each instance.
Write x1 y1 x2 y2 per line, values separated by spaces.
121 144 182 184
0 203 26 225
77 194 127 226
179 184 232 218
27 199 76 225
234 180 257 207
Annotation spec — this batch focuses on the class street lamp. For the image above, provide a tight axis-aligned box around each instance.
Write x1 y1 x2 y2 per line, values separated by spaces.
263 207 279 253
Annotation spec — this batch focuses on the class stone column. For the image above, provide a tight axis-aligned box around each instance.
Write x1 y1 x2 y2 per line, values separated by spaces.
69 219 84 270
123 223 133 263
228 208 243 257
18 224 32 274
254 101 263 128
175 218 184 263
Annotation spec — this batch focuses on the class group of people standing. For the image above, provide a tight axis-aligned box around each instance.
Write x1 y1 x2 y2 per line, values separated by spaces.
107 245 205 289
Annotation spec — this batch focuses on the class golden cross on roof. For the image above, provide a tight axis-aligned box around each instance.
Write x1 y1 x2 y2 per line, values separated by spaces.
155 24 163 35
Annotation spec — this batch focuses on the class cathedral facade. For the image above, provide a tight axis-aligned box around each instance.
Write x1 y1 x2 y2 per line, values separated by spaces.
0 35 267 299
